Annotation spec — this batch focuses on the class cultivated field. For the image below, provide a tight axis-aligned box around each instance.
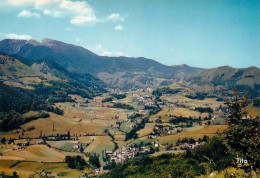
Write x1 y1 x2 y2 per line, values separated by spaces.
150 107 209 122
158 125 227 144
137 123 157 137
0 145 81 162
0 160 90 178
83 136 115 162
120 122 136 133
0 89 231 177
246 104 260 117
161 93 223 110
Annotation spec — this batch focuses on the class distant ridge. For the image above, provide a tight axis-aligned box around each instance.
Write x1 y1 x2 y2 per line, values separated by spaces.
0 38 259 90
187 65 260 88
0 38 201 75
0 38 202 89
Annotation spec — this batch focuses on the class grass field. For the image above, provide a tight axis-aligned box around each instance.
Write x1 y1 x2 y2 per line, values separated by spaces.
47 140 82 152
18 77 45 86
113 94 139 109
0 145 81 162
136 123 177 138
158 125 227 145
150 107 209 122
1 108 119 139
127 137 155 147
22 111 41 118
0 144 84 177
120 122 136 133
0 160 90 178
83 136 115 159
56 101 133 122
83 136 115 162
0 56 59 91
107 128 126 141
137 123 156 137
161 93 223 110
151 150 185 156
3 81 35 90
69 94 88 103
17 112 106 139
246 105 260 117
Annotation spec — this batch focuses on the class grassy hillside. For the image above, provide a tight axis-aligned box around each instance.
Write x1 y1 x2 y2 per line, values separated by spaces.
0 53 106 131
188 66 260 88
0 53 106 95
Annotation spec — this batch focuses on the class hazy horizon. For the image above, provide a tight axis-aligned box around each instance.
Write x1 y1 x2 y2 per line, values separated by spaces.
0 0 259 68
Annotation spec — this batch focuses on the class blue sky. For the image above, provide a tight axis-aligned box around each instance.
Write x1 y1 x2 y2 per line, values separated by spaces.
0 0 259 68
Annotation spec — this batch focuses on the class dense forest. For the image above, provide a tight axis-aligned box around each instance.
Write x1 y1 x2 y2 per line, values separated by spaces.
111 103 134 110
152 87 181 96
0 75 105 131
0 54 107 131
0 83 63 131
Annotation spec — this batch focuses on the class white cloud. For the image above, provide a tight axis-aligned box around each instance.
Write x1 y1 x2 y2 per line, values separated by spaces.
44 9 63 17
101 50 112 56
60 0 91 15
87 44 127 57
43 9 51 15
60 0 99 24
5 33 32 40
70 15 98 25
106 13 124 22
0 31 32 41
115 25 123 31
17 10 40 18
3 0 58 8
1 0 125 26
115 52 125 56
1 0 99 25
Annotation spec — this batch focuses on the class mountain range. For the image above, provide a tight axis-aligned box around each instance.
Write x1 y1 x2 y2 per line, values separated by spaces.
0 38 259 91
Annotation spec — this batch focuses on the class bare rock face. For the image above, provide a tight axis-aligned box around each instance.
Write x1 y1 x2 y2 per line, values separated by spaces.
0 39 27 54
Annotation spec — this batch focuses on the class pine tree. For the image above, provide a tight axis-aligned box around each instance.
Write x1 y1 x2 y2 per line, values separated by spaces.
80 144 84 153
223 89 260 174
67 130 71 140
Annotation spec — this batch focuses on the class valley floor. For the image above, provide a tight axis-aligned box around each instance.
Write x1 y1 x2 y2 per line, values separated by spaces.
0 84 259 178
